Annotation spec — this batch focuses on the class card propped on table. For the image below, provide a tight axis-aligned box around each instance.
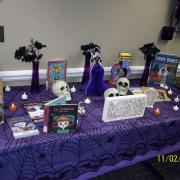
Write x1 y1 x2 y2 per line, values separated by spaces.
102 94 147 122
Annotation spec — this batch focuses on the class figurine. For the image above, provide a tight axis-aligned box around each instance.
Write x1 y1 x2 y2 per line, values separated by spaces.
159 68 169 89
109 52 131 85
81 43 101 85
84 47 106 96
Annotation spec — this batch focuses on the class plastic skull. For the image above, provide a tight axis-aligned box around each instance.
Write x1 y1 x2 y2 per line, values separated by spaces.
117 77 130 96
104 88 120 98
52 80 71 101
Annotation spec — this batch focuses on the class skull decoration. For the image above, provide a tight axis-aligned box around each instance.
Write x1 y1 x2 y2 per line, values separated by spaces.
117 77 130 96
104 88 120 98
52 80 71 101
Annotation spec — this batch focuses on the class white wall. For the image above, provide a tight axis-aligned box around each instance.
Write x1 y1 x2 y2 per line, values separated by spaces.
0 0 179 71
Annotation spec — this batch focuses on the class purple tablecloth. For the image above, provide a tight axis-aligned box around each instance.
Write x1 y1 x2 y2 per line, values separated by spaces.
0 82 180 180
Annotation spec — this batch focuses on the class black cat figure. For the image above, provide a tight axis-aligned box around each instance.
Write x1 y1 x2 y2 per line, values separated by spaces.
84 55 106 96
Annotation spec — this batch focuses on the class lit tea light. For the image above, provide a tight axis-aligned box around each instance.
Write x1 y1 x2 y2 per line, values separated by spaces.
9 103 17 111
22 92 28 100
70 85 76 93
167 89 172 95
85 98 91 104
174 96 179 103
5 85 11 92
173 105 179 111
154 108 160 116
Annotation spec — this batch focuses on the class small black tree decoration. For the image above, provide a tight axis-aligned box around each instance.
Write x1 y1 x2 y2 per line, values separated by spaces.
14 39 46 93
81 43 101 85
139 42 160 86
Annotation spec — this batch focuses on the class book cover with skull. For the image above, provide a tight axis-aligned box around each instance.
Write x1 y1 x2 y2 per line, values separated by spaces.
7 116 39 139
148 53 180 86
45 104 78 134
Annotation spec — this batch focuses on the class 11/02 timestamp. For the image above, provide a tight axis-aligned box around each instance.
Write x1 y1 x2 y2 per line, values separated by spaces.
157 154 180 163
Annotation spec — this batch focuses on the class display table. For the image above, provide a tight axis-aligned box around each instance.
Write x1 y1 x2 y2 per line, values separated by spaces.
0 82 180 180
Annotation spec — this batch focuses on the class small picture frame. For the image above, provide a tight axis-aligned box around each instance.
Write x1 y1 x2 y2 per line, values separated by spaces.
155 89 171 102
102 94 147 122
46 58 67 89
131 87 171 102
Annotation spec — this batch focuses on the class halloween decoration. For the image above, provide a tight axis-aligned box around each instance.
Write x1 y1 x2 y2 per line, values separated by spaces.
158 68 169 89
84 45 106 96
14 39 46 93
81 43 100 85
52 80 71 101
139 43 160 86
104 88 120 98
116 77 130 96
102 94 147 122
109 52 132 85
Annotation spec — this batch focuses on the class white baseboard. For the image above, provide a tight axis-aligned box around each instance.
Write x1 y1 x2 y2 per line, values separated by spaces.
0 66 179 82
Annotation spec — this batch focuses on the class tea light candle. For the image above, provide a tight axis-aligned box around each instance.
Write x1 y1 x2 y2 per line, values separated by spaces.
9 103 17 111
167 89 172 95
85 98 91 104
70 86 76 93
5 85 11 92
173 105 179 111
154 108 161 116
22 92 28 100
174 96 180 103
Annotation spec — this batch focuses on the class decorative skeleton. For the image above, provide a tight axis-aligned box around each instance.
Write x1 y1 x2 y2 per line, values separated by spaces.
104 88 120 98
52 80 71 101
116 77 130 96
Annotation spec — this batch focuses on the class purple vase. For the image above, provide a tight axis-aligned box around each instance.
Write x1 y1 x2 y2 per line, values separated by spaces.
140 55 152 86
82 52 91 85
31 60 39 94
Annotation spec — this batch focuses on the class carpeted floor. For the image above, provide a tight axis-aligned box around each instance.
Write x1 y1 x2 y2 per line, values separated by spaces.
91 151 180 180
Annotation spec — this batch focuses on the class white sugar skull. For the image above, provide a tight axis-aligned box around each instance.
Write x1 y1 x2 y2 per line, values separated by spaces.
52 80 71 101
117 77 130 96
104 88 120 98
14 122 26 128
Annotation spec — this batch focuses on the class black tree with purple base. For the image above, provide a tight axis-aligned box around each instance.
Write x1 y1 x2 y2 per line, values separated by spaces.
14 39 46 93
139 43 160 86
81 43 101 85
